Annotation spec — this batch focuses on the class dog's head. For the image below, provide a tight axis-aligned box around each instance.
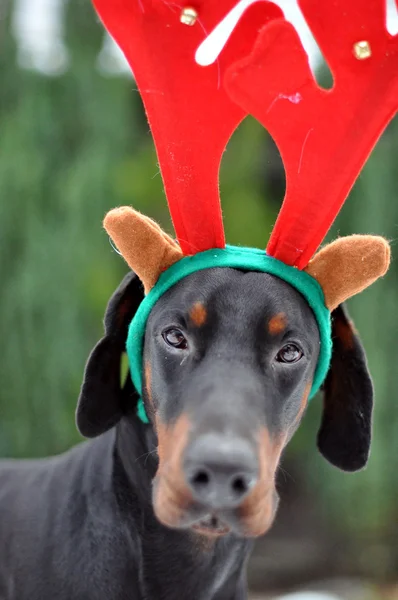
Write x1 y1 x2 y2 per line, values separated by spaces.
76 212 389 538
141 266 318 537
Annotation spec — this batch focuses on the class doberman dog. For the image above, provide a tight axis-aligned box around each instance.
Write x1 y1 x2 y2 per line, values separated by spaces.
0 267 373 599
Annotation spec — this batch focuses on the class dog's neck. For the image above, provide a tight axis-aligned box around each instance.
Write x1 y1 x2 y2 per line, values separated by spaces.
113 408 252 600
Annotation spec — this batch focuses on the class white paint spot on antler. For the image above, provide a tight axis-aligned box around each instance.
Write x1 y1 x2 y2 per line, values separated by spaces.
282 92 302 104
267 92 302 114
195 0 261 66
386 0 398 35
195 0 323 78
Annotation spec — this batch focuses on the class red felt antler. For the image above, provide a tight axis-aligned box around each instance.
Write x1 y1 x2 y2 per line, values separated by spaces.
92 0 282 255
225 0 398 268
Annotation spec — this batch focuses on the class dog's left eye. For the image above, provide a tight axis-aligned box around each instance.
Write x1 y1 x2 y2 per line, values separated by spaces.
162 328 188 350
276 343 303 363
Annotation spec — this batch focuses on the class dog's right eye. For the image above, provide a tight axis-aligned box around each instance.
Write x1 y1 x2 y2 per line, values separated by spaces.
162 328 188 350
276 343 303 364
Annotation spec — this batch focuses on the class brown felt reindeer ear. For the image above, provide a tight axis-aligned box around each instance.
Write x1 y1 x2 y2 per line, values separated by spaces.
104 207 183 294
305 235 390 311
304 235 390 471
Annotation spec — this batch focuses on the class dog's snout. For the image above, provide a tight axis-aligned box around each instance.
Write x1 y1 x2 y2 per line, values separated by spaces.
184 435 258 510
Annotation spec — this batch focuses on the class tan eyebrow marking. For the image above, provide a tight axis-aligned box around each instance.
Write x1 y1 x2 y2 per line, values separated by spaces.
189 302 207 327
268 312 287 335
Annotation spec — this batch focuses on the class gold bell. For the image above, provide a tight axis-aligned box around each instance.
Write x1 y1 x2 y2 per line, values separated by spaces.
353 40 372 60
180 7 198 26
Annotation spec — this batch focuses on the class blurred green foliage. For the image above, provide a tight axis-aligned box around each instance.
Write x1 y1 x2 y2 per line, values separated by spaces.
1 0 398 579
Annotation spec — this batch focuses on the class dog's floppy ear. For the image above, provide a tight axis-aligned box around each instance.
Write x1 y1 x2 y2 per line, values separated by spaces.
317 304 373 471
76 271 144 438
304 234 390 470
77 206 183 438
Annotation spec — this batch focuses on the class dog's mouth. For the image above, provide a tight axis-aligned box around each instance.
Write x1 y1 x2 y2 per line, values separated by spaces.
192 514 231 536
153 474 278 538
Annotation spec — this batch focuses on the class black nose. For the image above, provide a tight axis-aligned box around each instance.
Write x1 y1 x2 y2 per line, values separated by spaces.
184 434 258 510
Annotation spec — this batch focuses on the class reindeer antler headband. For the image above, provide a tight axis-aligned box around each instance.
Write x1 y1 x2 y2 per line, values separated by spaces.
92 0 395 423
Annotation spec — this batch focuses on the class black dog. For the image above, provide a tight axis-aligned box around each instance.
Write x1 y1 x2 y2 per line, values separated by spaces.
0 267 373 599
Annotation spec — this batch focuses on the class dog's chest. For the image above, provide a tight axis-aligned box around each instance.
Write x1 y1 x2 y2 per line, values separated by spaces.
139 535 249 600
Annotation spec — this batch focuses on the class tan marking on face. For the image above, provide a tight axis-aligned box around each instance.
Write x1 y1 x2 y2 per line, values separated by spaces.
153 413 193 528
192 522 230 541
268 312 287 335
240 428 286 537
144 362 153 406
333 315 356 350
293 381 312 428
189 302 207 327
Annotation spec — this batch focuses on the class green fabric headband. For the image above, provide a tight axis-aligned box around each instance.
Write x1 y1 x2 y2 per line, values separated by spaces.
126 245 332 424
